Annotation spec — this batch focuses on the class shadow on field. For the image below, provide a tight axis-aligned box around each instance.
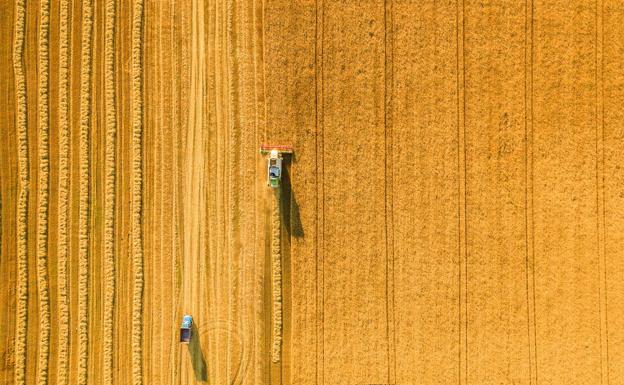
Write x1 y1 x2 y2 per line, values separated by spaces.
187 323 207 382
280 159 304 238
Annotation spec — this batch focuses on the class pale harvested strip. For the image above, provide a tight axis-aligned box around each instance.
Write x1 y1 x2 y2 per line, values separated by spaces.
156 0 171 380
271 190 282 362
225 0 243 377
103 0 117 384
131 0 145 383
78 0 95 383
169 3 181 383
13 1 29 384
56 1 71 384
36 0 51 383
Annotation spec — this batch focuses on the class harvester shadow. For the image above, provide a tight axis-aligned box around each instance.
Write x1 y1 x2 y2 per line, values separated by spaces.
187 323 208 382
280 160 304 238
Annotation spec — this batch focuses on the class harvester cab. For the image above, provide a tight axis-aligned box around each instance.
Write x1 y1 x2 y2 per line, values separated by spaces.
180 315 193 343
260 145 293 188
268 152 282 188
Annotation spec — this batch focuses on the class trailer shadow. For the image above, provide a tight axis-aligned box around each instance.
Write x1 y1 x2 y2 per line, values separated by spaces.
187 323 208 382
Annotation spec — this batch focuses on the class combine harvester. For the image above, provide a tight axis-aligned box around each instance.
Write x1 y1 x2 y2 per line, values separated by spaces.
260 144 293 188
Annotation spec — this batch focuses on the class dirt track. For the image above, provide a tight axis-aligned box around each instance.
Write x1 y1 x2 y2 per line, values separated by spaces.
2 0 624 384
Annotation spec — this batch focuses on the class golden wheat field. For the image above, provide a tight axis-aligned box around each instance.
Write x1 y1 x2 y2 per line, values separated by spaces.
2 0 624 384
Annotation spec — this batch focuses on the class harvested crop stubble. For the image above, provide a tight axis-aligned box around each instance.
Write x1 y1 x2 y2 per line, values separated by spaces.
103 0 118 383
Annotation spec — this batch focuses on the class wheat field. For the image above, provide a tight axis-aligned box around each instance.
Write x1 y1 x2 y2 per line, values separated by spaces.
2 0 624 384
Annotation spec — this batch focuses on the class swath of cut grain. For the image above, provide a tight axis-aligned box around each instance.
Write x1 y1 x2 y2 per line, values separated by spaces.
103 0 117 383
36 0 52 383
131 0 145 383
13 0 29 384
78 0 95 382
271 190 282 363
56 0 71 383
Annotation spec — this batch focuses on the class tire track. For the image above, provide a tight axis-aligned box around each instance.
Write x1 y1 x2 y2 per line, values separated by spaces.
104 0 117 383
13 0 29 384
78 0 94 382
524 0 538 382
314 1 325 383
456 0 468 383
383 1 395 381
595 0 609 379
56 0 71 384
131 0 145 383
36 0 51 383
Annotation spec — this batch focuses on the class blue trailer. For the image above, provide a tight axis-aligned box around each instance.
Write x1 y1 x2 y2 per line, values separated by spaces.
180 315 193 343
